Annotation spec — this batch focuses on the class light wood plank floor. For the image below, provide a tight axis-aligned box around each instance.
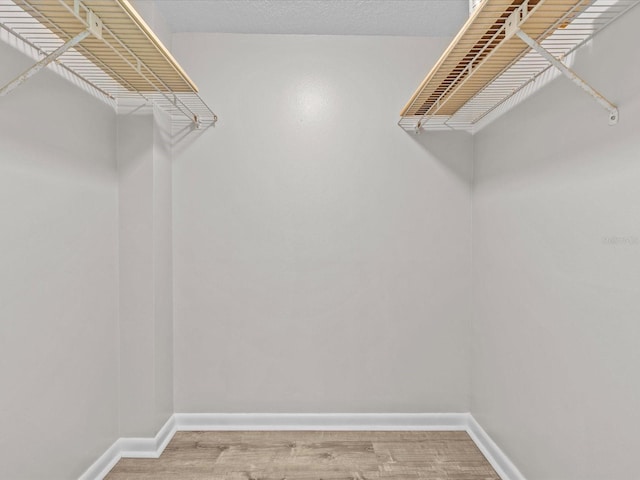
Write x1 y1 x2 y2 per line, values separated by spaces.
105 431 500 479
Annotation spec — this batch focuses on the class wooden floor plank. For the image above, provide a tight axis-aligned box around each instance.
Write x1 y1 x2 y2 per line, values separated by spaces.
105 431 500 480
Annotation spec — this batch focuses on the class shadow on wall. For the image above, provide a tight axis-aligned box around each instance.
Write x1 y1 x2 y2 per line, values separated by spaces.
117 101 212 161
407 130 474 183
0 43 117 183
474 81 639 186
473 19 640 185
172 121 215 157
117 104 155 176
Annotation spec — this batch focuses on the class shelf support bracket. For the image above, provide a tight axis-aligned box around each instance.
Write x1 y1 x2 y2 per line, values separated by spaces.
0 29 91 97
515 29 619 125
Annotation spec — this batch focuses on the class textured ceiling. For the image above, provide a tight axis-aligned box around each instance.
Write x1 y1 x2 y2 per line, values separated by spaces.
155 0 470 37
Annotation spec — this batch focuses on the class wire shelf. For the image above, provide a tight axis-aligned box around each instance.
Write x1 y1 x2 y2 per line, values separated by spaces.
0 0 217 129
399 0 639 133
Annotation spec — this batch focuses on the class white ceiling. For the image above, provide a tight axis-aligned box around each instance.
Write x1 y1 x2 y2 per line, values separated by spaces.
155 0 470 37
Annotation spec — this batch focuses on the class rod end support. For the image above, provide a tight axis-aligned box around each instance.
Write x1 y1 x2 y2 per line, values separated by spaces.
608 108 619 126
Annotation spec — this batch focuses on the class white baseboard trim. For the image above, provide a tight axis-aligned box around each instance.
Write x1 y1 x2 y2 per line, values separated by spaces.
120 415 177 458
78 415 176 480
80 413 525 480
466 415 526 480
77 441 121 480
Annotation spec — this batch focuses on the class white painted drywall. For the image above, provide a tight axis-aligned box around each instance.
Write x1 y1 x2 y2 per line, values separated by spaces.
171 34 473 413
0 42 119 479
153 107 174 430
118 105 173 437
128 0 172 51
118 110 155 437
155 0 468 37
472 6 640 480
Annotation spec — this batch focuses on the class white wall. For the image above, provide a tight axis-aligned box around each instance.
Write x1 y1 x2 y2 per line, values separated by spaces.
117 0 174 439
118 106 173 437
8 5 638 478
0 42 119 479
153 108 174 430
472 7 640 480
171 33 474 413
0 13 174 475
128 0 172 51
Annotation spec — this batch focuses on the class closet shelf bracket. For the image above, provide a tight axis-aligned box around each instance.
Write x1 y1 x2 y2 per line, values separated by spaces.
0 28 90 97
514 29 618 126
